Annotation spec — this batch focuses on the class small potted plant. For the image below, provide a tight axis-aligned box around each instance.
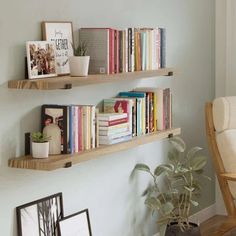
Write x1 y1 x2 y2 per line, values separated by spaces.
132 136 210 236
69 41 90 77
31 132 50 158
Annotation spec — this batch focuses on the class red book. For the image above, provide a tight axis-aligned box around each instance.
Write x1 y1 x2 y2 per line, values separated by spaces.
109 29 115 74
99 117 128 127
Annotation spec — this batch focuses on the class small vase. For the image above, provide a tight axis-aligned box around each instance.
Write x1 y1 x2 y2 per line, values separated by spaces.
165 222 201 236
32 142 49 158
69 56 90 77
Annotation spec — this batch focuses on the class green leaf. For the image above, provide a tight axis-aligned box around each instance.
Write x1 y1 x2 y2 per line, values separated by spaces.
169 136 186 152
191 156 207 171
187 147 203 160
154 164 174 176
161 202 175 215
190 200 199 207
168 148 179 162
145 197 161 210
134 163 150 173
159 224 167 236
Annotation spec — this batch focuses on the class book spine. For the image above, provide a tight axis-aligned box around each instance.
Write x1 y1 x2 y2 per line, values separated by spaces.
119 30 123 73
128 28 132 72
95 108 99 148
131 28 135 72
160 28 166 68
114 30 119 74
109 29 115 74
99 117 128 126
74 106 79 153
141 32 146 71
149 92 154 132
136 98 142 136
145 92 149 133
91 106 96 149
69 106 74 154
125 28 128 72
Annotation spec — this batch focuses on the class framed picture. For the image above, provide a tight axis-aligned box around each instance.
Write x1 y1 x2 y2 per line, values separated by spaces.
59 209 92 236
16 192 64 236
26 41 57 79
42 21 74 75
41 105 68 154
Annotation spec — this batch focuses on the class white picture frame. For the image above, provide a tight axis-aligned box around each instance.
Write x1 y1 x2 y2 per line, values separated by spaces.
59 209 92 236
42 21 74 75
26 41 57 79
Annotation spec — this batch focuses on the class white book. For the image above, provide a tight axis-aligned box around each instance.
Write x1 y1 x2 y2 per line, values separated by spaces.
99 122 129 131
98 113 128 121
99 134 132 145
99 126 129 136
99 131 131 141
91 106 96 149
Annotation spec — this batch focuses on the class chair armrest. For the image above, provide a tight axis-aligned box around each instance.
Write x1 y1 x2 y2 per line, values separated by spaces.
220 173 236 181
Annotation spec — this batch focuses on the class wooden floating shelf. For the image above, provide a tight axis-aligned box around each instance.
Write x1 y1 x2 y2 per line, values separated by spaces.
8 68 174 90
8 127 181 171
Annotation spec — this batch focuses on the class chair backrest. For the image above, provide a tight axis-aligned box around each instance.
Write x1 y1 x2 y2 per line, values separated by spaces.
205 97 236 216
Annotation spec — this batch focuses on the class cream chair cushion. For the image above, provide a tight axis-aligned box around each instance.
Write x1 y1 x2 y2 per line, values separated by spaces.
213 96 236 198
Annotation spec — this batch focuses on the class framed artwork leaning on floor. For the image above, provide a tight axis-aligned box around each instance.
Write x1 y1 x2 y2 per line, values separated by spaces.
16 192 63 236
59 209 92 236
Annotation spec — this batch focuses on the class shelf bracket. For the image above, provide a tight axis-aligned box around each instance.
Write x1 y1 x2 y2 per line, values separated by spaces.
62 84 72 90
168 133 173 139
166 71 174 76
64 162 72 168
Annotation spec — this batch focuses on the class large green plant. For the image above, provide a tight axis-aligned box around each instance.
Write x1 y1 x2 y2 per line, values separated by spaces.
132 137 210 236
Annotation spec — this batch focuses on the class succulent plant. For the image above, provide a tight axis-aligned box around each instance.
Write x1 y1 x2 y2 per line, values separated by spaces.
72 41 88 56
31 132 50 143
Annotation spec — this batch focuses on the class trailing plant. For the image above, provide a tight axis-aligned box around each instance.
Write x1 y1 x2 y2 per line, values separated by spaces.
31 132 50 143
72 41 88 56
132 136 210 236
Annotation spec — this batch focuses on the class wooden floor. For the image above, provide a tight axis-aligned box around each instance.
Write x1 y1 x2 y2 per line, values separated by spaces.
200 215 236 236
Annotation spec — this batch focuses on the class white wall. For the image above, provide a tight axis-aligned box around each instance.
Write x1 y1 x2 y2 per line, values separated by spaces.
0 0 215 235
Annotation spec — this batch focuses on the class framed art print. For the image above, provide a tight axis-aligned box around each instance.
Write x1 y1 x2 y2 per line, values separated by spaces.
16 193 64 236
59 209 92 236
42 21 74 75
26 41 57 79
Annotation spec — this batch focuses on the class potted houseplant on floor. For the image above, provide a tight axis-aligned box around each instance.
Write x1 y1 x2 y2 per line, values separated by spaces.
132 136 210 236
31 132 50 158
69 41 90 76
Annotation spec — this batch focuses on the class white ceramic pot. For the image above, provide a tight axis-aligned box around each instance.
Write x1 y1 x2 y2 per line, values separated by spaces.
69 56 90 77
32 142 49 158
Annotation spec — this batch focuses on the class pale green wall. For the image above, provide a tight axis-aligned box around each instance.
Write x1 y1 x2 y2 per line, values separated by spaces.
0 0 215 235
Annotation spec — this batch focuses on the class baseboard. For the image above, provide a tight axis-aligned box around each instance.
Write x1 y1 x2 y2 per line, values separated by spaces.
189 203 216 224
152 204 216 236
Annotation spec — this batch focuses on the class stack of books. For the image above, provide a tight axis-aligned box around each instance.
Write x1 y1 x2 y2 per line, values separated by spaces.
41 104 99 154
79 27 166 75
98 113 132 145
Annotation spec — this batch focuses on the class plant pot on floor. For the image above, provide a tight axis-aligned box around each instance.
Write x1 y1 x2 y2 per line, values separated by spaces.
165 222 201 236
32 142 49 158
69 56 90 77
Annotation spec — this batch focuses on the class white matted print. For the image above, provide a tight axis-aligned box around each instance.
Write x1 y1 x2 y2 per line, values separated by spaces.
59 209 92 236
42 22 74 75
26 41 57 79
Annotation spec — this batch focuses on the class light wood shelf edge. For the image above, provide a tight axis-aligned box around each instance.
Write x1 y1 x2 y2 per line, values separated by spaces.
8 127 181 171
8 68 174 90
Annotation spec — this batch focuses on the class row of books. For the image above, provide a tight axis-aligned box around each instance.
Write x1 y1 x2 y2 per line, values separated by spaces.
79 27 166 75
41 104 98 154
102 87 172 139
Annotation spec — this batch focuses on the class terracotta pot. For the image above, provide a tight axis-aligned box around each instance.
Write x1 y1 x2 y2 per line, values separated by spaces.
165 222 201 236
69 56 90 76
32 142 49 158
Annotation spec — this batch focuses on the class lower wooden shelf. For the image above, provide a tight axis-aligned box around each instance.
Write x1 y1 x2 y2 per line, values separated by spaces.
8 127 181 171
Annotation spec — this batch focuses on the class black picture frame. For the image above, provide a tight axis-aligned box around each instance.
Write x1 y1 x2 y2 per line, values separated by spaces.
41 105 68 154
59 209 92 236
16 192 64 236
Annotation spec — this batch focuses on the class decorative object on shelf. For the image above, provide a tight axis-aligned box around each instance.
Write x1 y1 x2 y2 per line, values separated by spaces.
43 123 61 155
26 41 57 79
132 136 210 236
31 132 50 158
42 21 74 75
41 105 68 154
69 41 90 76
16 192 63 236
59 209 92 236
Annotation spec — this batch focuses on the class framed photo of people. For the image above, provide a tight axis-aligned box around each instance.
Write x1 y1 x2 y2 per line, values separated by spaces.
42 21 74 75
26 41 57 79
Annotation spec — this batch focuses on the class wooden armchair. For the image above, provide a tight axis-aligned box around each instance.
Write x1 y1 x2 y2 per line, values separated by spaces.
205 97 236 235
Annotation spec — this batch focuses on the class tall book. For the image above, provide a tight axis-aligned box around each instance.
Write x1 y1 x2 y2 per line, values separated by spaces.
79 28 110 74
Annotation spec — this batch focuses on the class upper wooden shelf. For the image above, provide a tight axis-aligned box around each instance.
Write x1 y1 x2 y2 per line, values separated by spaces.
9 127 180 171
8 68 174 90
